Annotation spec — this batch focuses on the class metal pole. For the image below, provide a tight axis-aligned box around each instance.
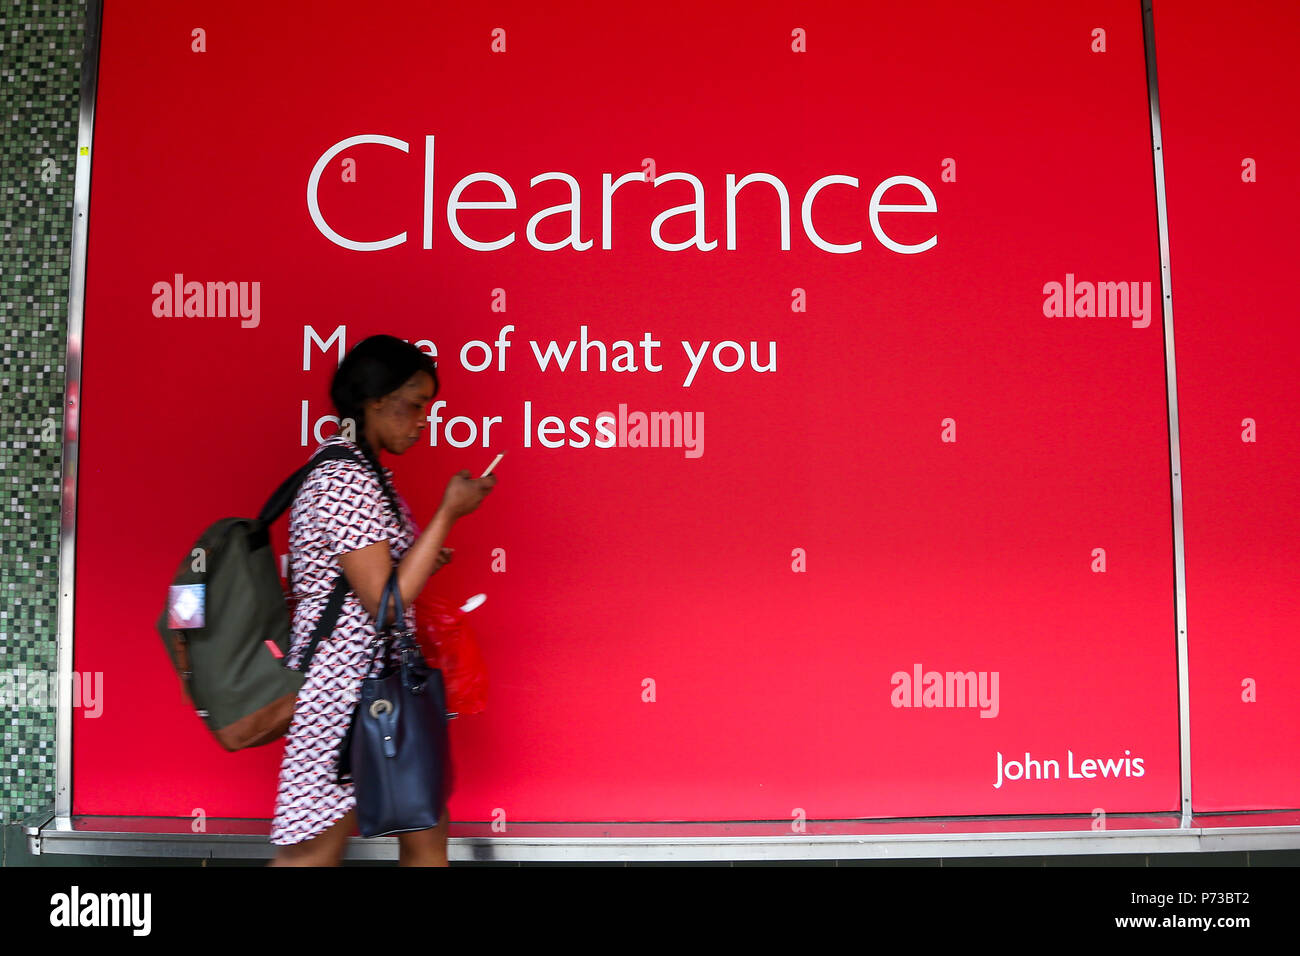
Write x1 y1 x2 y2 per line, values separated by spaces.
1140 0 1193 829
55 0 104 818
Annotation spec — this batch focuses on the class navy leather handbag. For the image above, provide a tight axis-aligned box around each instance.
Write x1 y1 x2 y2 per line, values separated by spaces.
336 569 452 837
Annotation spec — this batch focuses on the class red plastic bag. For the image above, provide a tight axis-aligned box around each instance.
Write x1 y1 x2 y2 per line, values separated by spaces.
413 593 488 716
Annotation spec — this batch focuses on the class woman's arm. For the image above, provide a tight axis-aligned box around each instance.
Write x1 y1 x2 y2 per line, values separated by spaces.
337 468 496 622
338 507 456 623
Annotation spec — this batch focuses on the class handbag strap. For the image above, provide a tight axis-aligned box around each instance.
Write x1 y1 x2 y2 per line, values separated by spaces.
362 569 408 674
374 566 405 633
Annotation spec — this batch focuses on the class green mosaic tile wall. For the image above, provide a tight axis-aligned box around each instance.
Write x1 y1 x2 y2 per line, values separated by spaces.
0 0 85 824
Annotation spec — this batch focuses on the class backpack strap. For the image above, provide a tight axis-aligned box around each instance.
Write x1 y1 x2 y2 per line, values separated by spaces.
257 445 361 525
259 443 407 532
291 574 351 675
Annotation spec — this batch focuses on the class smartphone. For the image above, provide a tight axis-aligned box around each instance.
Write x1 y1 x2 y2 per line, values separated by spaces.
481 452 504 478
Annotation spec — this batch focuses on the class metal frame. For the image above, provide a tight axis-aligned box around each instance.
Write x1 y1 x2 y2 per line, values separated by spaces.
52 0 102 821
1142 0 1194 833
30 0 1298 861
24 811 1300 862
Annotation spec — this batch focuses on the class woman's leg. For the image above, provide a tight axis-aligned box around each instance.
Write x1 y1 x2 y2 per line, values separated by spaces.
267 809 357 866
396 807 450 867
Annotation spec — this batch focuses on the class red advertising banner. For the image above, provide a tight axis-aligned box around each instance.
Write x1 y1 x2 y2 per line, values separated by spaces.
1155 0 1300 811
73 0 1185 822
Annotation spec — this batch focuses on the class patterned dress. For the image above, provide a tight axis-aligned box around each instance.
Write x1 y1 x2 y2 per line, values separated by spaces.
269 434 422 846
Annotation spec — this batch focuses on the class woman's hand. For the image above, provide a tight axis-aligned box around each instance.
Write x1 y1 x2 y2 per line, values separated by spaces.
432 546 454 573
438 469 497 520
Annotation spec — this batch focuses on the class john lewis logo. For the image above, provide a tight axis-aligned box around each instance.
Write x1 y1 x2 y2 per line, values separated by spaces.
993 749 1145 788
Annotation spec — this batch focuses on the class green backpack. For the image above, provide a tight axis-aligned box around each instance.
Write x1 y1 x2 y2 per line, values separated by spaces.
155 444 393 751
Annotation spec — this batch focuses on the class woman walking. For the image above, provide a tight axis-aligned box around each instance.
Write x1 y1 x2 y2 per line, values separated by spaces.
268 334 496 866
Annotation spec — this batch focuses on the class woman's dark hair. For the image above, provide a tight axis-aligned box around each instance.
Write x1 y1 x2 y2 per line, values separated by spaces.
330 334 438 490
